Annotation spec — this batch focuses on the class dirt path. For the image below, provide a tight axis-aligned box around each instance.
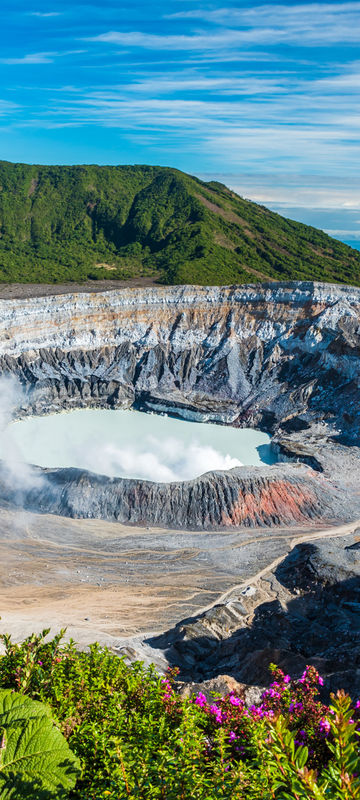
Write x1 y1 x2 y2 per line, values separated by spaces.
195 518 360 617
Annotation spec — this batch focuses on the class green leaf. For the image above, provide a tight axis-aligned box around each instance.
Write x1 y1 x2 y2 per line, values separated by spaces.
0 692 50 727
295 745 308 769
0 690 80 799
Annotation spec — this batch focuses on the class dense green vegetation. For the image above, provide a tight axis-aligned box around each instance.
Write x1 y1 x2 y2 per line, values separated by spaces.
0 160 359 286
0 629 359 799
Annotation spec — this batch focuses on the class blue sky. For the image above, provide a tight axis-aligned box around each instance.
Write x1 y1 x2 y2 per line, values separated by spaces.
1 0 360 243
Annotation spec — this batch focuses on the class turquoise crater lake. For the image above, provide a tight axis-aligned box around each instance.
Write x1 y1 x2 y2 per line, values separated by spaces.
6 409 276 483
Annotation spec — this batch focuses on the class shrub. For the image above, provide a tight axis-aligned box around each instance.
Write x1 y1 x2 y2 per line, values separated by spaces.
0 630 358 798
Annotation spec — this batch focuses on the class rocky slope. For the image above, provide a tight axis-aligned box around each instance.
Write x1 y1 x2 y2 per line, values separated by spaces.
145 533 360 699
0 463 347 529
0 280 359 528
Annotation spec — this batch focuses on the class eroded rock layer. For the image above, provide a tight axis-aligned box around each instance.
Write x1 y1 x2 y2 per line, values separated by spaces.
0 281 359 528
0 463 347 529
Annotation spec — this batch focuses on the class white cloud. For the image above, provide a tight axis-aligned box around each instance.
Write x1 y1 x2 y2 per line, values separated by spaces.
10 66 358 177
225 181 360 210
28 11 61 17
86 4 360 55
0 49 86 66
86 29 247 51
0 52 56 65
165 2 360 45
116 74 287 96
325 229 360 239
0 99 19 115
42 83 359 168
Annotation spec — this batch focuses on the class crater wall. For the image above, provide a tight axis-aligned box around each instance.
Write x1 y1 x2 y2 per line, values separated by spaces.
0 281 359 528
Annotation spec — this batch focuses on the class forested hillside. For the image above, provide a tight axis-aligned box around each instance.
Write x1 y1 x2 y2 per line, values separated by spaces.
0 160 359 285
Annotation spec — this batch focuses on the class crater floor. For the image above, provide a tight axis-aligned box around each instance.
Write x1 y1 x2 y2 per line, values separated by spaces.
0 505 354 648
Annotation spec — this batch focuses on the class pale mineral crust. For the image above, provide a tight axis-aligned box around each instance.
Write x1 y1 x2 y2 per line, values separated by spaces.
0 280 359 528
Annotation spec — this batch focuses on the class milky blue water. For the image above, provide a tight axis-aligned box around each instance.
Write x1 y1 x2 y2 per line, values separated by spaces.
7 408 276 482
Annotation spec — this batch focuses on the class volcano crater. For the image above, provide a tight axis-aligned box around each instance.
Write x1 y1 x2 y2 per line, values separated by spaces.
0 280 359 530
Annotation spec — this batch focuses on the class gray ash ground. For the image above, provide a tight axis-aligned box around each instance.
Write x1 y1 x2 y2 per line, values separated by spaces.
143 532 360 700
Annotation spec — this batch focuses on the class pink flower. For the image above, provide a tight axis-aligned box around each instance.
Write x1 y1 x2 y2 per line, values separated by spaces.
37 660 43 666
318 676 324 686
319 718 331 734
194 693 207 708
229 731 237 742
209 704 223 723
355 700 360 709
283 675 291 684
229 695 241 706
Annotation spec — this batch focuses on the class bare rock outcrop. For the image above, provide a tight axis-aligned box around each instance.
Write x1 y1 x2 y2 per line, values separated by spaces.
0 280 359 528
146 536 360 698
0 462 347 528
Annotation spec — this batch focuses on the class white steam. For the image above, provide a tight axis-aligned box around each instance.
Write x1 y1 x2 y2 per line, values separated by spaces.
79 435 243 482
0 376 44 492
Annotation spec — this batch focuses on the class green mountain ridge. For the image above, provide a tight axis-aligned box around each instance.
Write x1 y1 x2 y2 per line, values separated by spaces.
0 160 359 286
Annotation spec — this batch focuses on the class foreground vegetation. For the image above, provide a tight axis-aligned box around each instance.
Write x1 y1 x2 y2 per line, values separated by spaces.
0 629 358 799
0 160 359 286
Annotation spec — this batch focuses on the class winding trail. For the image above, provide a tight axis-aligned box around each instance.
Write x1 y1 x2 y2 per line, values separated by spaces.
194 518 360 618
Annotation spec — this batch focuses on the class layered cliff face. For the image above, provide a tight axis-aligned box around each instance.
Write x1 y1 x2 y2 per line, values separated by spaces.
0 463 348 529
0 281 359 528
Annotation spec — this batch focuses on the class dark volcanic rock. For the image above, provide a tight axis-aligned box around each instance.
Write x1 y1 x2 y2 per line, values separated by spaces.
0 463 348 529
147 537 360 697
276 537 360 589
0 281 359 527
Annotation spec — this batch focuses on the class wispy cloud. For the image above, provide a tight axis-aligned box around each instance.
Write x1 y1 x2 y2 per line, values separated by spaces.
210 174 360 210
86 29 246 51
0 52 56 65
165 2 360 45
0 99 19 115
0 50 86 65
86 3 360 54
28 11 61 17
326 229 360 238
3 49 358 179
92 73 289 97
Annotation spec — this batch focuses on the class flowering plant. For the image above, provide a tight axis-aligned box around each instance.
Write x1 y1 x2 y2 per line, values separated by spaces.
0 630 359 799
